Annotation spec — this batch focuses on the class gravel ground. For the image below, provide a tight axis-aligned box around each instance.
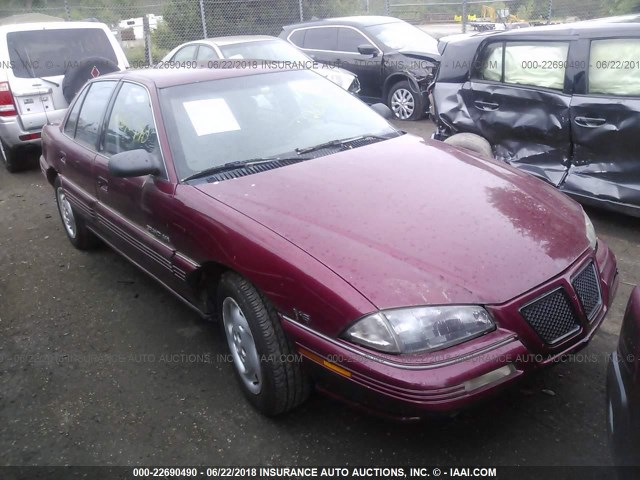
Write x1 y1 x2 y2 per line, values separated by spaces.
1 119 639 467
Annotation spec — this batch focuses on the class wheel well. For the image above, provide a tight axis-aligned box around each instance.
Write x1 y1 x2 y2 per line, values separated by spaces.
46 167 58 186
187 261 229 314
382 74 408 101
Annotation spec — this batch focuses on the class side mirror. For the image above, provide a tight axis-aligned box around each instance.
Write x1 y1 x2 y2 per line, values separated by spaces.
108 149 161 178
358 44 378 57
370 103 393 120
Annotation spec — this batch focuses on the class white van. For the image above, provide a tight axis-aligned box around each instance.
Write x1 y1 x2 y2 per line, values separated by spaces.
0 21 129 172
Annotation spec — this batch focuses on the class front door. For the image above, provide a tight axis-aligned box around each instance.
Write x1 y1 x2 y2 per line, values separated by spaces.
92 81 181 292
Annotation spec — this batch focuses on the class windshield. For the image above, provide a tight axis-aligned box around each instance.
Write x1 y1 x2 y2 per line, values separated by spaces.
159 69 397 180
365 22 438 54
219 40 310 62
7 28 117 78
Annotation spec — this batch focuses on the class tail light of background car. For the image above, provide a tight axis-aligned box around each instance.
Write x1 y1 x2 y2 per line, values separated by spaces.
0 82 17 116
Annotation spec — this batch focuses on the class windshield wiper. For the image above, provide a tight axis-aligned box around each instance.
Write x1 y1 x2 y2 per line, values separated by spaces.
295 135 389 155
12 47 60 87
182 156 303 182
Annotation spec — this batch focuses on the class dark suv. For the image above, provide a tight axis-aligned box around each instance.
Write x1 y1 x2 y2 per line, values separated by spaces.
431 21 640 216
280 16 439 120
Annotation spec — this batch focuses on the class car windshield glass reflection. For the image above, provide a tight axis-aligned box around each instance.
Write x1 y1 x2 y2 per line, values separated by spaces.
366 22 438 53
219 40 310 62
159 69 397 180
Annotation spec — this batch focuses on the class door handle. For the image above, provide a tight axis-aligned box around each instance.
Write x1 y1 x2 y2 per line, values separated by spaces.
474 100 499 111
97 176 109 190
574 116 606 128
59 151 66 164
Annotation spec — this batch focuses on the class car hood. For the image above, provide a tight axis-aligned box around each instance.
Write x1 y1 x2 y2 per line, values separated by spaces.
195 134 589 310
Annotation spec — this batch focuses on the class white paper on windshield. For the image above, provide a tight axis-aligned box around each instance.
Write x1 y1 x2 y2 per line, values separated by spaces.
183 98 241 136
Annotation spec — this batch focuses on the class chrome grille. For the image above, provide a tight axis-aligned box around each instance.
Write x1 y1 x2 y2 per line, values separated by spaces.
520 288 580 344
572 262 602 321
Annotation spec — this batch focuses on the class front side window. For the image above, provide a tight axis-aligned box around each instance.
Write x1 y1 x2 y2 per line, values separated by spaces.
75 81 117 149
337 28 369 53
303 27 338 51
589 38 640 96
503 41 569 90
103 83 159 162
159 70 397 180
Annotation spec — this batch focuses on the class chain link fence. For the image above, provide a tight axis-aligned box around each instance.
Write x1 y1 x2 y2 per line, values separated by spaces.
0 0 638 66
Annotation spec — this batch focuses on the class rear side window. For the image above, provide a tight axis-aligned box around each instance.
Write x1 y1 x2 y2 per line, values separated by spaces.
288 29 306 48
337 28 368 53
172 45 197 62
75 81 117 149
103 82 159 161
303 27 338 51
7 28 117 78
64 85 89 137
589 38 640 96
503 42 569 90
196 46 218 61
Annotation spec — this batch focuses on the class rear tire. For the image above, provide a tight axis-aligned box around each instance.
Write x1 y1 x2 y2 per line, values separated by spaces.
443 133 493 159
1 140 19 173
54 177 99 250
217 272 310 416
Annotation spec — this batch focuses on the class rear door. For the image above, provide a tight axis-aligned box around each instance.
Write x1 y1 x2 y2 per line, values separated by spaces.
564 36 640 209
297 26 340 66
5 26 121 129
59 80 117 219
462 38 573 186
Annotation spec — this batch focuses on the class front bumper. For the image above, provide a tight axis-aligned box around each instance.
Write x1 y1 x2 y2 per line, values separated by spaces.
282 242 618 419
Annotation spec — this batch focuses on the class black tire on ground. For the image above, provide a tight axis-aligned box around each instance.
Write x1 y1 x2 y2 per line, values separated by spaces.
53 177 99 250
217 272 310 416
62 56 120 104
1 140 20 173
443 133 494 159
387 80 425 121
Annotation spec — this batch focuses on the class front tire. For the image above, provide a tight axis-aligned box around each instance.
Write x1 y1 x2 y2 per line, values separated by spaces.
387 80 425 121
217 272 309 416
54 178 99 250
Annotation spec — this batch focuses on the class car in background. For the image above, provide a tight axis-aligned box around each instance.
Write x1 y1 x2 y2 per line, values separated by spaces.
41 66 617 418
0 20 128 172
280 16 439 120
607 286 640 469
431 21 640 217
160 35 360 94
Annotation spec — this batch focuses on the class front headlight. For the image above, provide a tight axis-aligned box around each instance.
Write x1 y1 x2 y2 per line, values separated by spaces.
583 210 597 250
342 306 495 354
322 70 357 92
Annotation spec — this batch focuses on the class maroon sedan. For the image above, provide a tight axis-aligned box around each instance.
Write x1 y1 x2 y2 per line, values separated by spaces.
40 67 618 418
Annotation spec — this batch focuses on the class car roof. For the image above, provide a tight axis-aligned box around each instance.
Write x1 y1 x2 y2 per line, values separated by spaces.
446 19 640 45
0 21 111 33
283 15 400 30
99 66 295 89
186 35 280 47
